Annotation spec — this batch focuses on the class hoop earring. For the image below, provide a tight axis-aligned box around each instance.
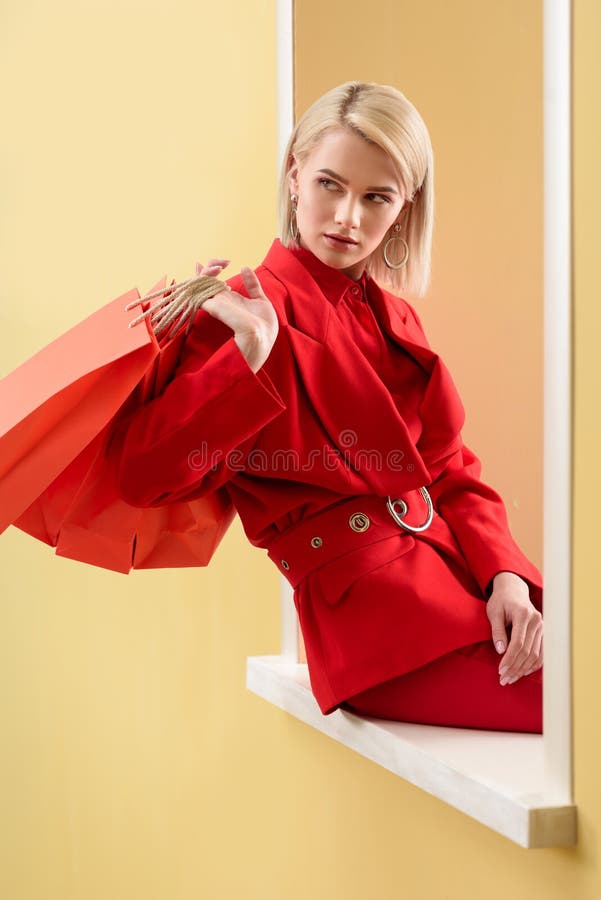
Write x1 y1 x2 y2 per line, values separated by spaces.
383 222 409 269
289 194 299 242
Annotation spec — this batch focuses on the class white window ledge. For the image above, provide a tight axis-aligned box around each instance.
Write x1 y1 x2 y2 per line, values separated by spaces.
246 655 577 849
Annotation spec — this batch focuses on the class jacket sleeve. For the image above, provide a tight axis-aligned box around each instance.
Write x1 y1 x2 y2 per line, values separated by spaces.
107 295 286 509
404 302 543 613
427 440 543 612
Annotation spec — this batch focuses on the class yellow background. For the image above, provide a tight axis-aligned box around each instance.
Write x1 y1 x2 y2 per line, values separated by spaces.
0 0 599 897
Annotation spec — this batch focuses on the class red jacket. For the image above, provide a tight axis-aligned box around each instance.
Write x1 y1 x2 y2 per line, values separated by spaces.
111 238 543 715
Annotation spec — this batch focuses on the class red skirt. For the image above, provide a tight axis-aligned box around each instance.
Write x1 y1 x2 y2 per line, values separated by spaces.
341 639 543 733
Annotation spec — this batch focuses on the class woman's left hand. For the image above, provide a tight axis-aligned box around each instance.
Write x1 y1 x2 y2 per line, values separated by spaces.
486 571 544 685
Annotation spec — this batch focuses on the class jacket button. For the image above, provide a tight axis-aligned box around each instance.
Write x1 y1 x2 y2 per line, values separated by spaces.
350 285 361 297
349 512 370 532
281 559 290 570
310 536 323 548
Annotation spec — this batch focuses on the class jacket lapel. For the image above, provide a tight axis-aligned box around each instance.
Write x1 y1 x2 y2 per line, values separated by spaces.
368 280 466 477
367 279 436 371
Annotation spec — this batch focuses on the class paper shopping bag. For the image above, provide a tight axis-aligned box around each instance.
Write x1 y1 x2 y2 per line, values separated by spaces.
1 276 235 573
0 284 158 532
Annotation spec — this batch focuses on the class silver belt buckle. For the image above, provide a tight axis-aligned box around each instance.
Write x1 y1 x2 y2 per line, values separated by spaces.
386 486 434 533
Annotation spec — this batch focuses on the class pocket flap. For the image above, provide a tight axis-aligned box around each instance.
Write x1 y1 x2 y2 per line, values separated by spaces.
311 533 415 606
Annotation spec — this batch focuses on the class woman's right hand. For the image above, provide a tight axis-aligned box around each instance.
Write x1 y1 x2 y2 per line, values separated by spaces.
195 258 279 374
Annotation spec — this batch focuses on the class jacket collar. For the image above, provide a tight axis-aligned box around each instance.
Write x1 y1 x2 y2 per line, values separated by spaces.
285 240 371 306
262 238 418 350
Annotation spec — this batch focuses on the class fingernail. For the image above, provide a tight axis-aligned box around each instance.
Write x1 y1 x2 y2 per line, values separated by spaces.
495 641 505 653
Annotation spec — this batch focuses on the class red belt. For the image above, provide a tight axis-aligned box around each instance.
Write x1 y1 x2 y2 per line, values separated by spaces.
263 488 435 589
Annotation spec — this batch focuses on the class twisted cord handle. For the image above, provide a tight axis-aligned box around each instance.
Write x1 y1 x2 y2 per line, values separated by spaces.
125 273 230 343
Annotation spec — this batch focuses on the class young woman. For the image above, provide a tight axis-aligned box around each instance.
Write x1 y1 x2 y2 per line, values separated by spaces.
109 81 544 733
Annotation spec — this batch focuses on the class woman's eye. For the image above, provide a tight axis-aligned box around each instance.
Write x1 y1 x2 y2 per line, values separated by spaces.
367 193 391 204
318 179 391 204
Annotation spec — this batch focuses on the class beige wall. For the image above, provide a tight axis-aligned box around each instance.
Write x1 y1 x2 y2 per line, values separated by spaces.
572 0 601 892
0 1 284 897
1 0 599 897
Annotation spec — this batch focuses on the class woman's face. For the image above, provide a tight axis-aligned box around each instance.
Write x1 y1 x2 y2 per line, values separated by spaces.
289 127 406 280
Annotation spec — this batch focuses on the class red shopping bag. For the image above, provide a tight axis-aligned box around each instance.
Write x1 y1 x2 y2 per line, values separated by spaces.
0 276 235 573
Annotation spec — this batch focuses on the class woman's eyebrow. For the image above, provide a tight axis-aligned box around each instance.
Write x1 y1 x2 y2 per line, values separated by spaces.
316 167 399 194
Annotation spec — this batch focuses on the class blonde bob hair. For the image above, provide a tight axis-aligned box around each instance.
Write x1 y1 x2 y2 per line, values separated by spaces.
277 81 434 298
